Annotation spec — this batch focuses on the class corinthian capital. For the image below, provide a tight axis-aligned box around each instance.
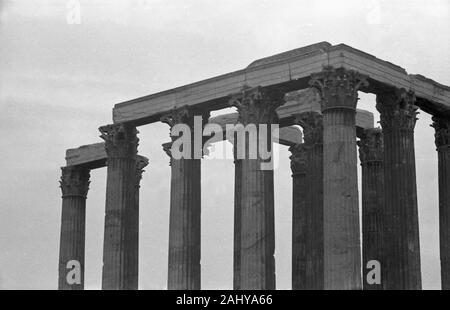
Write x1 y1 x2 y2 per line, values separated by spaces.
229 86 285 125
162 142 173 166
60 166 90 198
357 128 383 164
161 106 193 128
288 143 307 176
135 155 149 186
294 111 323 145
160 106 210 143
309 66 369 113
99 123 138 159
376 89 419 132
160 106 210 129
431 115 450 149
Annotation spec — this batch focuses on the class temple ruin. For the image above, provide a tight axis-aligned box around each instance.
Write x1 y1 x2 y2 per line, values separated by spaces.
58 42 450 290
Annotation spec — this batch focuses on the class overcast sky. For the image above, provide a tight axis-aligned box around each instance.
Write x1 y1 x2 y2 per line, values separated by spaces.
0 0 449 289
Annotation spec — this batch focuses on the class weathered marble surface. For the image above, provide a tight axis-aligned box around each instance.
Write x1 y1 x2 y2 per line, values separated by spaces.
113 42 450 125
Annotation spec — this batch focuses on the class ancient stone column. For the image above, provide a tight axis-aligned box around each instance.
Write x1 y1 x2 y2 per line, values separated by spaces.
123 156 148 290
99 123 139 290
293 112 324 290
310 66 368 289
357 128 384 290
432 116 450 290
161 107 209 290
229 86 285 290
376 89 421 290
289 143 308 290
231 135 242 290
58 166 90 290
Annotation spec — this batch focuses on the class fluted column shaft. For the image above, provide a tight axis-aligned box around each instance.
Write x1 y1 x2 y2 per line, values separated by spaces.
289 144 308 290
99 123 139 290
310 67 368 289
161 107 209 290
432 116 450 290
232 138 242 290
439 148 450 290
125 156 148 289
58 166 90 290
229 86 285 290
376 89 421 290
358 128 384 290
239 156 275 289
168 155 201 289
292 112 324 290
305 142 324 289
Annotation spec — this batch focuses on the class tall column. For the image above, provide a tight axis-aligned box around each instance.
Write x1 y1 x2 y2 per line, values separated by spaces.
310 66 368 289
432 116 450 290
99 123 139 290
161 107 209 290
357 128 384 290
294 112 324 290
289 143 308 290
123 156 148 290
376 89 421 290
58 166 90 290
231 135 242 290
229 86 285 290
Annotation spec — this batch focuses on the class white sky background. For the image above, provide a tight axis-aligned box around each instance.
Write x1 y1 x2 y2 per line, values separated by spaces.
0 0 449 289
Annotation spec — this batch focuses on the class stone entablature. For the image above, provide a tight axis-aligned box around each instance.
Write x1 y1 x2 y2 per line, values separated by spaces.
113 43 450 125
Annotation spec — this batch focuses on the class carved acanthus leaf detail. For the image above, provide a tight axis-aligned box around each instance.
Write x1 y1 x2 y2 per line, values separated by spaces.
294 111 323 145
431 116 450 149
99 123 139 159
162 142 173 166
288 143 307 176
357 128 384 164
161 106 194 128
309 66 369 112
135 156 149 185
229 86 285 125
376 89 419 132
60 166 90 198
160 106 210 141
